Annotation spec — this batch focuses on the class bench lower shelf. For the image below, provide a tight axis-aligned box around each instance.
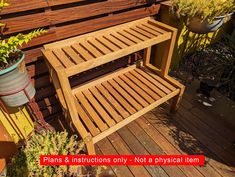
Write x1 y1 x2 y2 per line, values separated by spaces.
72 66 180 143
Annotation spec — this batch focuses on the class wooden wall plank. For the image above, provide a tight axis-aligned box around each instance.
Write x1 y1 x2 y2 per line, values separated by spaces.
55 4 160 40
20 4 160 49
2 0 157 35
47 0 86 6
48 0 148 25
2 13 50 34
0 0 47 15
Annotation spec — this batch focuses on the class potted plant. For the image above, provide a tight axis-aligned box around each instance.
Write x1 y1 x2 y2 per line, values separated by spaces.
0 1 46 107
170 0 235 34
6 131 106 177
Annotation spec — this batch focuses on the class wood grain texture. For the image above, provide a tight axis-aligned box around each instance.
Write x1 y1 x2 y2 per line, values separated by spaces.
0 0 47 15
1 0 163 121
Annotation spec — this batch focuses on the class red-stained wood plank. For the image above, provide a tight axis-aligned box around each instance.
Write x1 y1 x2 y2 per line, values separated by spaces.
47 0 150 25
2 13 50 34
47 0 86 6
55 5 160 40
0 0 47 15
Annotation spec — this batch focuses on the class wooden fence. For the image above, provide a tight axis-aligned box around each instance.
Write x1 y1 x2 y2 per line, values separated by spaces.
1 0 163 122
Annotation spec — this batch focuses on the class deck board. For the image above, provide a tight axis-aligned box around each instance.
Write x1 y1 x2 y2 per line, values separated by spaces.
95 98 234 177
49 81 235 177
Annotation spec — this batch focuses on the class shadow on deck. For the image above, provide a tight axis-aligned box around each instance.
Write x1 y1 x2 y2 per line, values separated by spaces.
49 80 235 177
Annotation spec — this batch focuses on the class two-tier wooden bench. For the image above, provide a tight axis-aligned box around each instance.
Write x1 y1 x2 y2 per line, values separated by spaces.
42 17 185 154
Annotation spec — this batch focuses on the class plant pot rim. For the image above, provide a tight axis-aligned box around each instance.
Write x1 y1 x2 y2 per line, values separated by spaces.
215 12 233 19
0 50 25 76
185 12 234 22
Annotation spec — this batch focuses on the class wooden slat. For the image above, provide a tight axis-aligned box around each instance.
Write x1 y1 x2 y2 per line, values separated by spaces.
79 41 103 58
89 87 123 123
72 44 94 61
96 84 130 119
125 28 149 41
124 72 161 100
62 46 84 64
53 49 74 67
119 74 155 104
19 5 160 49
2 13 50 35
145 23 167 34
88 38 112 55
111 32 135 46
93 89 179 143
102 81 136 115
96 36 120 51
130 70 166 97
104 34 128 49
138 24 162 36
108 79 143 111
54 4 160 39
47 0 86 6
47 0 150 25
147 21 170 34
0 0 47 15
141 67 176 91
135 68 172 94
119 30 141 43
44 10 157 49
74 100 100 136
131 26 155 38
82 89 116 127
76 93 108 131
42 50 63 68
113 77 149 107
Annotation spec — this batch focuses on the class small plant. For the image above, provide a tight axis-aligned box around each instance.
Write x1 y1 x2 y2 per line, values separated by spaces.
7 131 105 177
171 0 235 23
0 29 47 65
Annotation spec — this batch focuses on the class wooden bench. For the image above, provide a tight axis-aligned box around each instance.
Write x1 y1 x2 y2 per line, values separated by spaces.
42 17 185 154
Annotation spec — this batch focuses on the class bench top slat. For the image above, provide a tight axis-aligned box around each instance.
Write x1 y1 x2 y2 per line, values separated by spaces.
42 17 173 75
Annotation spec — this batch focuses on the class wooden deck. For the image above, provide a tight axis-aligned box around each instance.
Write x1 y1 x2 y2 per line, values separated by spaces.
49 80 235 177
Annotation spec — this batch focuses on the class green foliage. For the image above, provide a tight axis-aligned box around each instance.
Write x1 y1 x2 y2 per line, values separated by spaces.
0 29 47 63
7 131 105 177
171 0 235 23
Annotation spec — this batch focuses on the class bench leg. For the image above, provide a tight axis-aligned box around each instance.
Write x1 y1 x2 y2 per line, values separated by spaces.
170 89 184 113
84 136 96 155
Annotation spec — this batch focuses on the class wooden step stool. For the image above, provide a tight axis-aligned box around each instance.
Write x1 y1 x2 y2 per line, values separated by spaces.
42 17 185 155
